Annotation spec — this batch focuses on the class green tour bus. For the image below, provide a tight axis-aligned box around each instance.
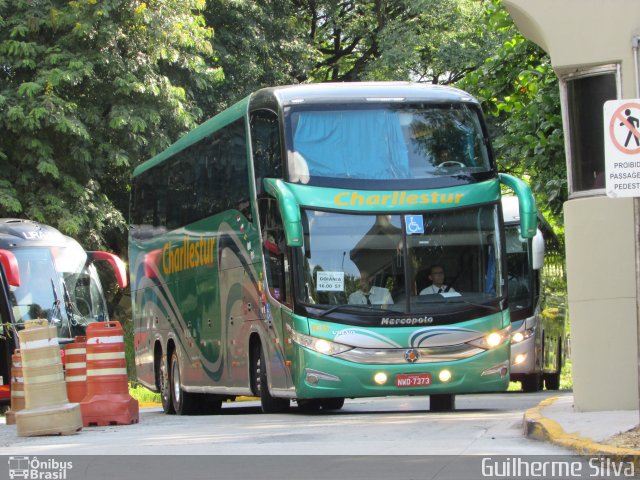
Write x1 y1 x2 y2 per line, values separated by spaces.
502 196 566 392
129 82 537 414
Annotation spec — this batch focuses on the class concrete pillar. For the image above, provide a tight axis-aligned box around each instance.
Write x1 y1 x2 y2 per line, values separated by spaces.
504 0 640 410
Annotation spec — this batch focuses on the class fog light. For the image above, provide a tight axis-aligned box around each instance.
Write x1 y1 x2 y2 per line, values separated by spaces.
514 353 526 365
512 332 524 343
438 370 452 382
374 372 387 385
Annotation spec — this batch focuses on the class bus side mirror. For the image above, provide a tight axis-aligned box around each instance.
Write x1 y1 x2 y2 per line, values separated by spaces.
87 251 128 289
499 173 537 238
532 230 545 270
263 178 303 247
0 249 20 287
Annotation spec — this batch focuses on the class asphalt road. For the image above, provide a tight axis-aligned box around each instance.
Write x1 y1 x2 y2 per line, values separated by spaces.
0 391 574 456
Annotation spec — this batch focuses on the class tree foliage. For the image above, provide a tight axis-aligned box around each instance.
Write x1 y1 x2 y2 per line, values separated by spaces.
203 0 311 110
0 0 222 250
297 0 498 83
459 1 566 226
205 0 498 108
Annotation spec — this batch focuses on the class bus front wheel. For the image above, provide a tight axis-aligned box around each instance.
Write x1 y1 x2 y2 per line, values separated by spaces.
252 343 289 414
544 340 562 391
430 394 455 412
521 373 542 393
170 351 198 415
320 398 345 410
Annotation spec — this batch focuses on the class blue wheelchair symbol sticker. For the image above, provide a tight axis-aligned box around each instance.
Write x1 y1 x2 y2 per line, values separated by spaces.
405 215 424 235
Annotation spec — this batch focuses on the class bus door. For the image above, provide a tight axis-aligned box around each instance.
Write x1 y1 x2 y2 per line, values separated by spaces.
218 228 251 389
260 198 293 390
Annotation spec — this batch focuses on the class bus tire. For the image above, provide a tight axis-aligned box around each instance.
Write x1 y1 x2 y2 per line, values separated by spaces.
159 353 175 415
320 398 345 410
544 340 562 391
198 395 223 415
297 399 321 413
254 344 289 414
170 351 198 415
430 394 455 411
521 373 541 393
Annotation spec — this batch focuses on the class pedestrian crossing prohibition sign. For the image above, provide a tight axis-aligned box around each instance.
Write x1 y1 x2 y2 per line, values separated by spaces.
604 100 640 197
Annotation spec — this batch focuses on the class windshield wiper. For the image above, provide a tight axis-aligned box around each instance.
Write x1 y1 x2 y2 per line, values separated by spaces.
316 303 389 318
441 297 501 313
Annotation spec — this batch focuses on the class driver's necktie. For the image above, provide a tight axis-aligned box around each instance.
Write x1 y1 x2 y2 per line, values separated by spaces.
364 293 372 305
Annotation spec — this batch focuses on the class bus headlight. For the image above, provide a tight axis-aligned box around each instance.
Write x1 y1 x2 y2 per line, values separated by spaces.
290 330 353 355
511 327 535 344
467 326 511 350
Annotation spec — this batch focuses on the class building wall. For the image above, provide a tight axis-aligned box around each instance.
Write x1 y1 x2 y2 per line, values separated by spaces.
565 197 638 410
504 0 640 411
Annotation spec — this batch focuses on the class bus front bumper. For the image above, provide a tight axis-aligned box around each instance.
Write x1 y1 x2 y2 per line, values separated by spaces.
291 343 510 399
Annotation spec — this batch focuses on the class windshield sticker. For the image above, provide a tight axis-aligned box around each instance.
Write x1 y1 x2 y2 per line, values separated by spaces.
405 215 424 235
440 291 461 298
316 271 344 291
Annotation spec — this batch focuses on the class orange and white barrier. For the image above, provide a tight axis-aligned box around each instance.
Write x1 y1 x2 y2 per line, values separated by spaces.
5 351 23 425
16 320 82 436
64 336 87 403
80 321 138 426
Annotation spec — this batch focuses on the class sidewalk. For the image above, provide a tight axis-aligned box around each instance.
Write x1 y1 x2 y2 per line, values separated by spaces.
524 395 640 458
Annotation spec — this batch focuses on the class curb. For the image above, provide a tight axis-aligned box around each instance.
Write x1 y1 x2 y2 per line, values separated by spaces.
524 396 640 462
138 396 258 409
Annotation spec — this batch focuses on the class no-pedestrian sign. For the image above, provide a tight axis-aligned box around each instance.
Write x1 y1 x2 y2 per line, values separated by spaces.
604 99 640 197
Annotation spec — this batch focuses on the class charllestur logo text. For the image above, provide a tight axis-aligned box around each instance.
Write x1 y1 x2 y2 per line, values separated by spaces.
334 191 464 207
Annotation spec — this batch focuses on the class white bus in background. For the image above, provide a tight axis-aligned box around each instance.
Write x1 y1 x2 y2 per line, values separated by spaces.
502 196 567 392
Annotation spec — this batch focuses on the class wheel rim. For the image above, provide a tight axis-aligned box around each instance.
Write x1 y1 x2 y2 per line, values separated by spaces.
255 354 262 395
172 357 181 404
160 359 169 400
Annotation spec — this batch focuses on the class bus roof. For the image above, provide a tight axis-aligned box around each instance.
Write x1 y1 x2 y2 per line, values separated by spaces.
0 218 72 249
133 82 480 178
253 82 479 107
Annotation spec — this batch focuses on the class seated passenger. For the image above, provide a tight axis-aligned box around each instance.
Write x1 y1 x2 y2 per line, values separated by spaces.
419 265 456 295
348 275 393 306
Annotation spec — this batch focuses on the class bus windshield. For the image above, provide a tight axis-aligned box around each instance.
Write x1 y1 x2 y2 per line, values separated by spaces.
505 224 532 313
296 204 503 322
10 246 109 338
286 104 491 184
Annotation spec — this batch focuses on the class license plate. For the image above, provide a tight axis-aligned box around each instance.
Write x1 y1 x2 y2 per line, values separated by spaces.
395 373 432 387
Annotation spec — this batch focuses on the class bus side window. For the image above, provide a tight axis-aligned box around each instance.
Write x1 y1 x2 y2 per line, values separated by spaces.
251 110 282 196
259 198 291 307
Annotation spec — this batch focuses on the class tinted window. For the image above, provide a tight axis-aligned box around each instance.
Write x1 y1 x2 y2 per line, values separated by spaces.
131 119 250 236
251 110 283 195
566 72 617 192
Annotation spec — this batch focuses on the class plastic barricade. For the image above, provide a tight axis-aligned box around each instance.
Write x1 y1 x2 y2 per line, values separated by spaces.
15 320 82 436
64 336 87 403
5 351 23 425
80 321 139 426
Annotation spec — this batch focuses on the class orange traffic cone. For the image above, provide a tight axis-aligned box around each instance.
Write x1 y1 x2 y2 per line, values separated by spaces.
80 321 138 426
64 336 87 403
5 351 23 425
